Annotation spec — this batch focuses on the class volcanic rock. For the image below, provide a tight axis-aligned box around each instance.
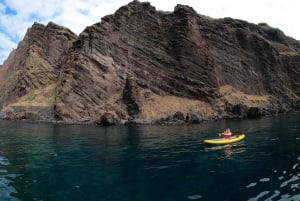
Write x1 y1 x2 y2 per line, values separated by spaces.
0 1 299 124
0 22 77 120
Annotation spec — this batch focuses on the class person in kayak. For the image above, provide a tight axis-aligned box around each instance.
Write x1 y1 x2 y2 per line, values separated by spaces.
219 128 232 139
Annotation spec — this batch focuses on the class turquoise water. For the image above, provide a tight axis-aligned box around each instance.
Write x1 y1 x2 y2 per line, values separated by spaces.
0 113 299 201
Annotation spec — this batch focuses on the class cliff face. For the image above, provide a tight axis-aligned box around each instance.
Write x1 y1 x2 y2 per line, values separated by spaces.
54 2 219 122
0 22 77 120
1 1 300 123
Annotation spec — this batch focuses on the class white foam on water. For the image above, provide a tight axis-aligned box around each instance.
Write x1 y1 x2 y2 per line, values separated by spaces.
247 191 270 201
259 178 270 182
280 176 299 188
291 183 299 189
187 194 202 200
264 190 280 201
246 182 257 188
278 193 291 200
292 163 298 169
245 157 300 201
0 177 9 185
0 156 10 166
277 193 300 201
0 156 21 201
0 176 21 201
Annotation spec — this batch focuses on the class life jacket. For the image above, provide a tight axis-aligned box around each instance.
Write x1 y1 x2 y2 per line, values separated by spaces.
224 131 232 139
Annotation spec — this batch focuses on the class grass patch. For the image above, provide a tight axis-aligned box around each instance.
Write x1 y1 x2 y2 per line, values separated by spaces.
141 90 213 118
219 85 269 106
11 84 56 107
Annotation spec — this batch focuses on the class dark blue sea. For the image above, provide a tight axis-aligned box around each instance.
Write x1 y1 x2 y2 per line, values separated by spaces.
0 113 299 201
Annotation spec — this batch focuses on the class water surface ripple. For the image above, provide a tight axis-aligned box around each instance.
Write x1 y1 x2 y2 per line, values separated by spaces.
0 113 299 201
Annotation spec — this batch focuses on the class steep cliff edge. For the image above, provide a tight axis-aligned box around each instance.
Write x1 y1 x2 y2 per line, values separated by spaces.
1 1 300 124
0 22 77 120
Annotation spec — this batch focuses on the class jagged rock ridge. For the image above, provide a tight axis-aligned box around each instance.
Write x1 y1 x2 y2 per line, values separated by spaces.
0 0 299 124
0 22 77 120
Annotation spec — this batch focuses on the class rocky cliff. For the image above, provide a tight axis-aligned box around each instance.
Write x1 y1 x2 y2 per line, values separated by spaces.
0 0 299 124
0 22 77 120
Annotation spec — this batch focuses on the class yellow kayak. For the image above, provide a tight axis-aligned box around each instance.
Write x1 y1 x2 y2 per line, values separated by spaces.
203 134 246 145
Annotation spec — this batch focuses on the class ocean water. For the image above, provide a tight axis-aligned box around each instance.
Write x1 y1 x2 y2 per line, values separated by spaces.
0 113 299 201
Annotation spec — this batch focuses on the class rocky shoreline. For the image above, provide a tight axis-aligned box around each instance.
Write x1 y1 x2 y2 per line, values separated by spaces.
0 103 295 126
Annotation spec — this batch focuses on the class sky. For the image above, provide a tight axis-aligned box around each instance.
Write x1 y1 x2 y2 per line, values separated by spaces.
0 0 299 64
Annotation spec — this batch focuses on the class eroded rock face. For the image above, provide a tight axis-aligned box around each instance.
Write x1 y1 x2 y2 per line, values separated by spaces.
0 1 299 123
0 22 77 120
54 1 220 122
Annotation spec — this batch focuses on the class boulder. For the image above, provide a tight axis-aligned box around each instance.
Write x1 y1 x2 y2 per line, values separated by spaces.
97 113 119 126
173 111 185 121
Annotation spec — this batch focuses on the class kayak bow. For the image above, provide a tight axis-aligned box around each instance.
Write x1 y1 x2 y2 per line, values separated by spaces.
203 134 245 145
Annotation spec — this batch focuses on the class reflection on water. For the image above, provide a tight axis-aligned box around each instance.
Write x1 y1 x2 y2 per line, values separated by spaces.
246 156 300 201
224 145 233 158
204 142 247 159
0 113 298 201
0 155 20 201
